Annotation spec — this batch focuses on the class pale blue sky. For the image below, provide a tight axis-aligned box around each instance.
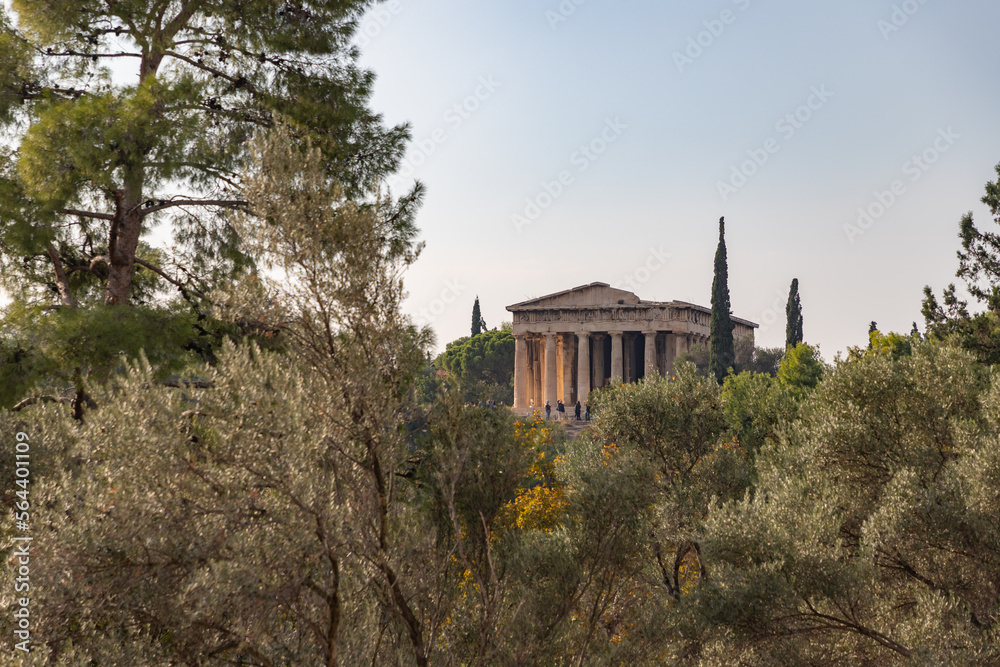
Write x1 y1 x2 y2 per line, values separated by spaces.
356 0 1000 357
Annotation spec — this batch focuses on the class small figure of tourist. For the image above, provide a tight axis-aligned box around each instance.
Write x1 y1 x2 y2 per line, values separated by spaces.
557 400 565 420
584 404 591 421
545 401 551 420
575 401 582 420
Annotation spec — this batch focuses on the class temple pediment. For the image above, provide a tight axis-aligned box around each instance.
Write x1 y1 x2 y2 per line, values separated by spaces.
507 282 640 310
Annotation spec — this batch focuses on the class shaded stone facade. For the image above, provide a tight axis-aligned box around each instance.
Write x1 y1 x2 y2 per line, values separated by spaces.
506 282 758 411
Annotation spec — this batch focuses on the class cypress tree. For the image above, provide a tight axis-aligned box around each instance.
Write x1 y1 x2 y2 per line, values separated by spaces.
472 297 484 337
785 278 803 348
868 321 878 349
709 217 736 383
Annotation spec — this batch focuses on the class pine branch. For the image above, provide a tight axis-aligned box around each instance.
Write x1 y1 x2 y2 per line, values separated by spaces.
61 208 115 221
162 49 257 92
132 256 208 301
11 396 73 411
46 243 78 308
140 198 248 216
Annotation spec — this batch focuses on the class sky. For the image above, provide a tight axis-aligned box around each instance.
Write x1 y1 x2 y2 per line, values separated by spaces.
354 0 1000 359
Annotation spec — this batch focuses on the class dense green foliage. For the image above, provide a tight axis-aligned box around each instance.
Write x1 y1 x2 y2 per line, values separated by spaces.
12 319 1000 664
0 0 421 411
720 369 796 454
785 277 803 348
692 341 999 664
923 161 1000 363
0 301 198 409
709 217 735 383
679 336 784 378
3 128 432 665
2 0 411 305
4 20 1000 662
852 327 921 362
435 327 515 404
776 342 824 396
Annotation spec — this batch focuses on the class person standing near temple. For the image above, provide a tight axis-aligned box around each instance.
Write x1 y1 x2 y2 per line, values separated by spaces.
584 403 591 421
574 401 582 420
545 400 551 420
557 400 565 420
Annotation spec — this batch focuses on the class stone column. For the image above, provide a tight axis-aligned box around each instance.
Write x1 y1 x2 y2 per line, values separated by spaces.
645 331 658 376
562 334 575 405
592 333 605 389
663 333 677 378
674 333 688 361
514 334 528 409
556 336 565 403
610 331 623 383
532 340 542 407
535 334 549 407
545 334 558 408
577 332 591 405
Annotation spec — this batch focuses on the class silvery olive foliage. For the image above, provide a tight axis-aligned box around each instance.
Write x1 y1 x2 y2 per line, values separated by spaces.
11 328 1000 664
2 129 435 666
5 133 1000 665
691 342 1000 665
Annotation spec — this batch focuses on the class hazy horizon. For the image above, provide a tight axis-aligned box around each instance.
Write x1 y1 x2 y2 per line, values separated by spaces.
356 0 1000 359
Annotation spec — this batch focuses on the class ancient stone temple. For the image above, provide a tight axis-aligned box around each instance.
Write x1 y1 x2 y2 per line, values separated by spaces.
507 282 758 412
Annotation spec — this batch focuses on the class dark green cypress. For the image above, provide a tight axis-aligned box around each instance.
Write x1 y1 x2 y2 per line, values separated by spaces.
709 217 735 383
785 278 803 348
472 297 483 337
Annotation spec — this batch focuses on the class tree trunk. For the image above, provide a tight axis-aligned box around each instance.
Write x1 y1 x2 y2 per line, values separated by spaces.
105 187 144 305
105 52 161 306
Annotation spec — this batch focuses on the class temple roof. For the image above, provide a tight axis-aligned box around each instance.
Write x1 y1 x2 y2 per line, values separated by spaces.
507 282 758 328
506 282 640 310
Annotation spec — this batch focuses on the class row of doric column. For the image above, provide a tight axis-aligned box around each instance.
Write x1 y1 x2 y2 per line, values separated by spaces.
513 331 705 411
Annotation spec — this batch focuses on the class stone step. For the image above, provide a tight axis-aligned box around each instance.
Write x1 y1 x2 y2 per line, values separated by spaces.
512 410 594 438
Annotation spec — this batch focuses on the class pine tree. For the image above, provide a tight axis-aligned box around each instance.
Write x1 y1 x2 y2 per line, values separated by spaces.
869 321 878 349
710 217 735 383
785 278 803 348
0 4 423 411
472 297 484 337
0 2 417 308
